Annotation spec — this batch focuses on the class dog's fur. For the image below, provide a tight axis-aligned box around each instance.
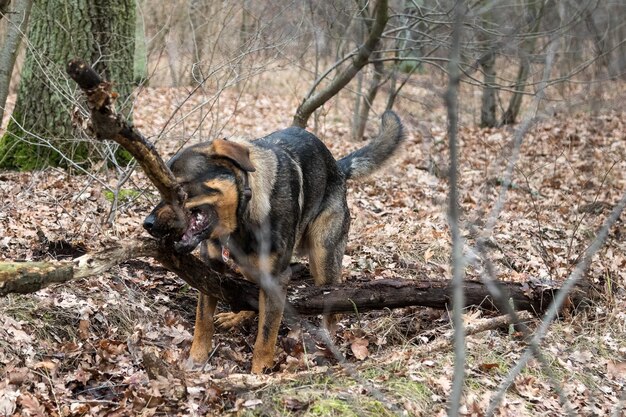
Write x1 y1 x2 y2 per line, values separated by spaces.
143 111 405 373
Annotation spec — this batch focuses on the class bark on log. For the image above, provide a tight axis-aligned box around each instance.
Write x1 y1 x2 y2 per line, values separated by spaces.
0 239 599 317
0 262 74 295
66 59 187 225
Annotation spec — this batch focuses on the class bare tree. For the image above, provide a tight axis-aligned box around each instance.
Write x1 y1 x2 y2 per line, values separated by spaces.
293 0 389 128
352 0 386 140
502 0 544 125
0 0 32 125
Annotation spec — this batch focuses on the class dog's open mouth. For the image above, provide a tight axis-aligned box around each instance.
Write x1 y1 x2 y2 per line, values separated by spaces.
174 209 217 253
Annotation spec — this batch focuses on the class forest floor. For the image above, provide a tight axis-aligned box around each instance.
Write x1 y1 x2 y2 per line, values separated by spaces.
1 77 626 416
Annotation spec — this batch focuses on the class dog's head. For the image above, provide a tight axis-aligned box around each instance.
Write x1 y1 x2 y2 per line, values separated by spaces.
143 139 255 253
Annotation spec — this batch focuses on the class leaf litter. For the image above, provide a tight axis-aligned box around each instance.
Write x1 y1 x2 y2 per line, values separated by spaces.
0 79 626 415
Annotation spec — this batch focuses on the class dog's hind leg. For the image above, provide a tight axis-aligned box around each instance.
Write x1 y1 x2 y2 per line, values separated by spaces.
307 201 350 332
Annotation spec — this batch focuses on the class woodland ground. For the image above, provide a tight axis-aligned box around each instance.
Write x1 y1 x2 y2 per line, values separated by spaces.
1 74 626 416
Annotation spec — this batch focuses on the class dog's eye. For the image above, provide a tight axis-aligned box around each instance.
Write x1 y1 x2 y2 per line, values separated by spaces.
203 186 221 195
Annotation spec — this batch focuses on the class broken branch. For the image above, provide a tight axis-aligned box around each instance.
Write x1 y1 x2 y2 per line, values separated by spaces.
66 59 187 223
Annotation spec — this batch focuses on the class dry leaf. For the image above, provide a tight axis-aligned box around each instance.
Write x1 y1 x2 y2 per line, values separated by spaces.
607 361 626 381
0 388 19 416
478 363 499 373
350 337 370 360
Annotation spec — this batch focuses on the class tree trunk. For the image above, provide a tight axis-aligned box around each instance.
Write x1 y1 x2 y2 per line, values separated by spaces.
0 0 32 126
0 0 135 170
353 55 384 140
351 0 386 140
501 59 528 126
351 14 366 139
501 0 543 125
479 50 497 128
476 5 498 128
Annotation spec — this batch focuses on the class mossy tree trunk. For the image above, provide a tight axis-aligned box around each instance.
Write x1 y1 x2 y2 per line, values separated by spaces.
0 0 135 170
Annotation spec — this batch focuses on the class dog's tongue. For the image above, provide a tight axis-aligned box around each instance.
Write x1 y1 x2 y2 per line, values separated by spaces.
175 211 211 253
180 213 202 242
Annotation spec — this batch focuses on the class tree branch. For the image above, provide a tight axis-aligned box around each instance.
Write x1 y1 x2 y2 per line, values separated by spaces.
292 0 389 128
66 59 187 225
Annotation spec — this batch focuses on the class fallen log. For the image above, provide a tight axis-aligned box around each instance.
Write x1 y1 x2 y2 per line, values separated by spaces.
0 239 599 316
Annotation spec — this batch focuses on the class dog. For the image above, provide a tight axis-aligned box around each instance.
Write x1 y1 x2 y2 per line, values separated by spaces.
143 111 405 373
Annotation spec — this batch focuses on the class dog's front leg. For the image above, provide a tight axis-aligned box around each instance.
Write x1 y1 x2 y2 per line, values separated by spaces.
188 293 218 366
251 284 286 374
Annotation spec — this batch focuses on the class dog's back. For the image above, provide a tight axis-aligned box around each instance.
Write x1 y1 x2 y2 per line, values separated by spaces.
242 127 346 262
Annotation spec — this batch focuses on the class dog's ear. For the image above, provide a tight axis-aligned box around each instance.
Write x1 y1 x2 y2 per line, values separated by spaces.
212 139 256 172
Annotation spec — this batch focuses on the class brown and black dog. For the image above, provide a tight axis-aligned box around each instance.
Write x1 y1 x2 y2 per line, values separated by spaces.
143 111 405 373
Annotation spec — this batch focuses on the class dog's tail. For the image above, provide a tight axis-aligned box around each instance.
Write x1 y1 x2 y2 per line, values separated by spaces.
337 111 405 180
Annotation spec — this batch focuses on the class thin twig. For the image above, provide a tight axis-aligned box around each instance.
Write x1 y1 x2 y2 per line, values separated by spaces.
445 2 465 416
486 189 626 416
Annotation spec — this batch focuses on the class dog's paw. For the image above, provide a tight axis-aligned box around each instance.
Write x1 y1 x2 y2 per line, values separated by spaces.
188 340 211 369
251 347 275 374
184 356 206 371
215 311 255 329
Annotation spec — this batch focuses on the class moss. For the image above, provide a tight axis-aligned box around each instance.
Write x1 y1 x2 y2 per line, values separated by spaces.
306 398 358 417
103 188 141 203
359 399 397 417
386 377 431 403
0 115 93 171
113 147 133 166
360 367 388 380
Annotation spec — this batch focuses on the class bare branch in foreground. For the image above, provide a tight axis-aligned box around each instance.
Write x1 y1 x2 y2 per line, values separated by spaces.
445 2 466 415
486 185 626 416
